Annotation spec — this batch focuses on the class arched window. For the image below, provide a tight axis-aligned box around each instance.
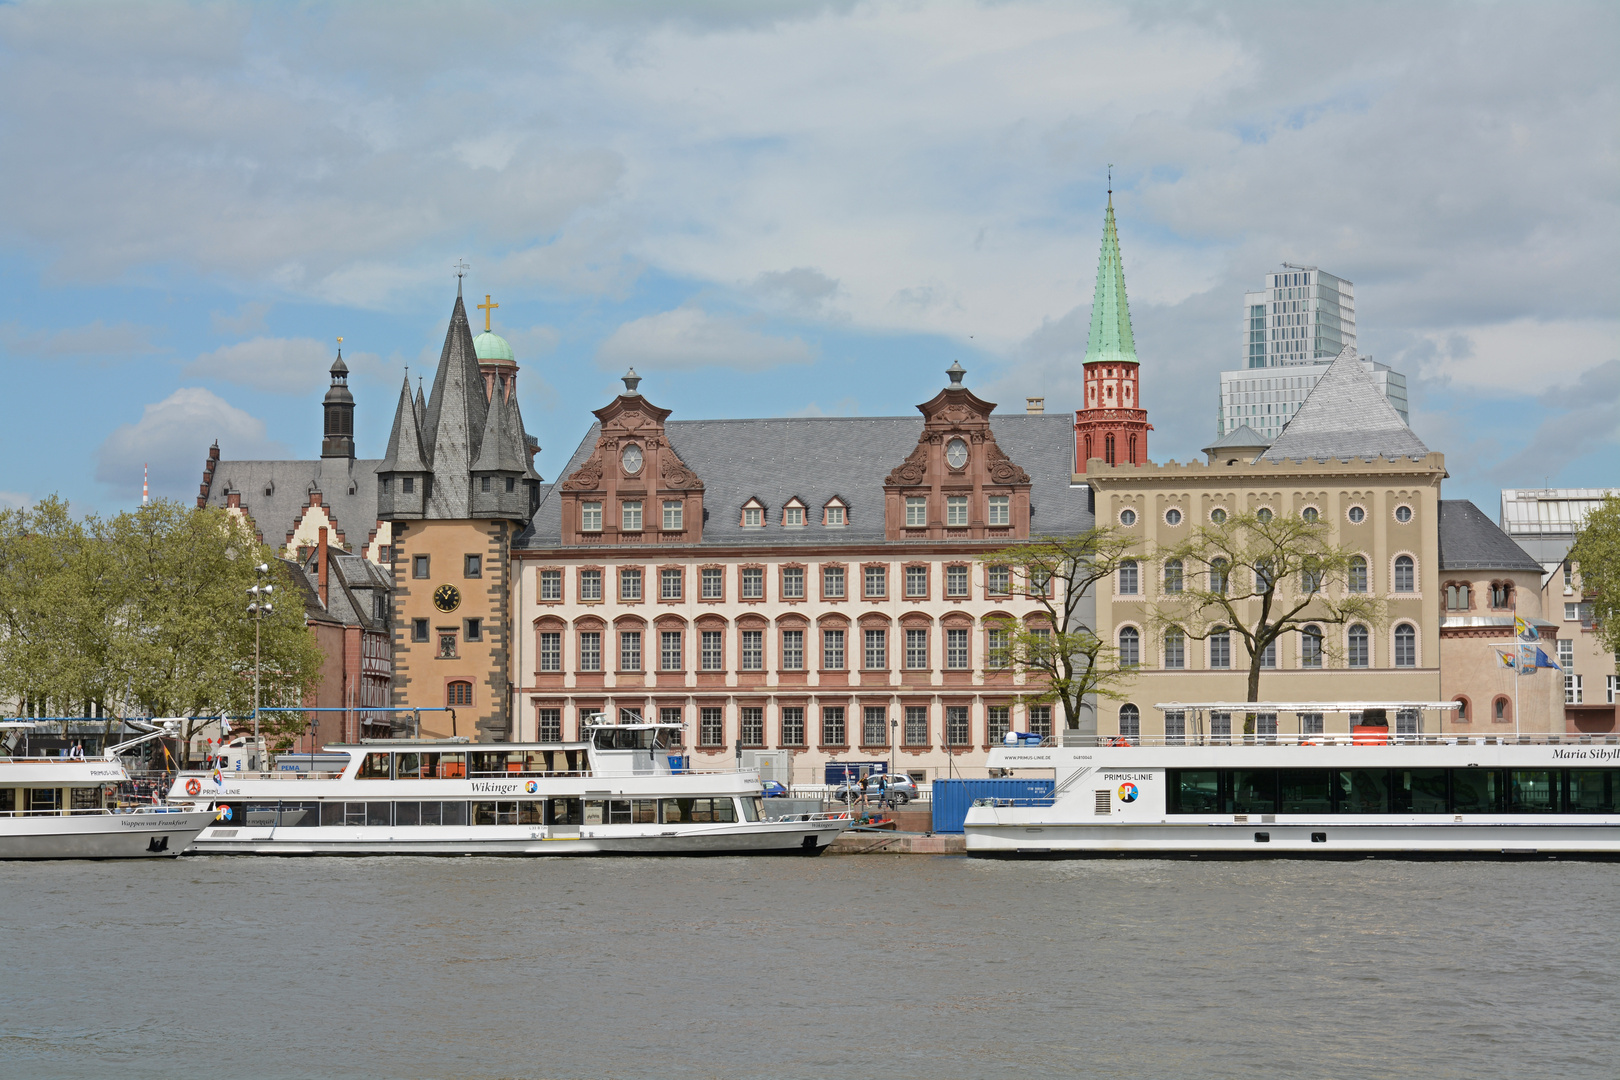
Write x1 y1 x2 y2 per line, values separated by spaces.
1163 559 1183 593
1493 696 1510 724
1118 626 1140 667
1256 558 1275 591
1454 696 1470 723
1128 434 1138 462
1300 558 1323 594
1490 582 1512 608
1105 433 1117 465
1163 626 1185 669
1083 435 1093 462
1301 624 1323 668
1394 555 1415 592
1446 583 1471 611
1348 556 1368 593
1348 624 1369 668
1118 703 1140 740
447 680 473 707
1118 560 1139 595
1394 623 1417 667
1210 558 1229 595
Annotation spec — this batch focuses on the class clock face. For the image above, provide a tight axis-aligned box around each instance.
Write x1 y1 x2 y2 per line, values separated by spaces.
621 444 643 475
945 438 969 469
433 584 461 613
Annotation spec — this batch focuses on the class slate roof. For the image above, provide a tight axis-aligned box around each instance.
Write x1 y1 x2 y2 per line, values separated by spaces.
203 456 384 553
1202 424 1269 455
1438 499 1543 572
419 292 489 518
1261 346 1430 462
295 547 394 629
517 412 1089 549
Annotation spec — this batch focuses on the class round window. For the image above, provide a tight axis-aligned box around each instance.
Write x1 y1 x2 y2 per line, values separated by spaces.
1348 505 1366 524
1210 508 1227 525
1395 504 1413 523
1165 508 1182 526
1302 507 1318 522
1256 507 1273 523
620 444 643 475
1120 509 1137 527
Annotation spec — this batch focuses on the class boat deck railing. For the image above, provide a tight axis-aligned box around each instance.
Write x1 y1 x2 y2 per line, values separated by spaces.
764 810 854 825
1054 733 1620 748
0 805 197 818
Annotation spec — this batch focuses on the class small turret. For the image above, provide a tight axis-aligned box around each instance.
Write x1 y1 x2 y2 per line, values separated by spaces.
320 346 356 459
376 374 429 519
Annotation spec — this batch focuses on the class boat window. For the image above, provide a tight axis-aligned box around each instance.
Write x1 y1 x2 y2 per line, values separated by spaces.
1564 769 1617 812
418 753 465 779
546 798 582 826
358 753 392 779
660 797 737 823
1231 770 1275 814
1168 771 1220 813
473 801 519 826
71 787 101 811
367 802 392 827
243 802 280 827
441 801 468 826
471 751 528 775
1508 771 1556 813
1335 770 1389 814
631 799 658 823
522 751 550 772
1448 770 1500 814
28 788 60 813
584 800 606 825
1392 770 1448 813
606 800 633 824
739 796 762 822
395 753 422 779
0 789 14 813
1277 770 1332 814
278 802 318 827
396 801 421 826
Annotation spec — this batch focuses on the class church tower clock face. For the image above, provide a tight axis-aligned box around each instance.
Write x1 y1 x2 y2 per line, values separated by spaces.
945 438 969 469
621 444 643 475
433 584 461 612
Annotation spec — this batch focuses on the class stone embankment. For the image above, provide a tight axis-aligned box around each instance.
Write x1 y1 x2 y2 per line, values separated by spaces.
823 806 965 855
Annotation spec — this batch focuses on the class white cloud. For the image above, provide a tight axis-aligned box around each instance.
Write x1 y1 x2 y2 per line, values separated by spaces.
96 388 288 501
184 337 335 395
0 318 158 358
1403 319 1620 395
0 491 31 509
595 307 814 372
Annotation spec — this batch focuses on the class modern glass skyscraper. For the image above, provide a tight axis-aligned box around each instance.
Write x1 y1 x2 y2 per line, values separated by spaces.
1243 264 1355 368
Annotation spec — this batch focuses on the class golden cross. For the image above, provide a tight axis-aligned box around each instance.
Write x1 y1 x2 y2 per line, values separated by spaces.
477 294 498 332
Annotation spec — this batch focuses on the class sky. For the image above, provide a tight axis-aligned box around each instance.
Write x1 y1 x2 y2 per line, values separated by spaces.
0 0 1615 520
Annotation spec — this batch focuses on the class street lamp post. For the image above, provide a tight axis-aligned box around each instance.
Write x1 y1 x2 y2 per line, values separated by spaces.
247 564 274 773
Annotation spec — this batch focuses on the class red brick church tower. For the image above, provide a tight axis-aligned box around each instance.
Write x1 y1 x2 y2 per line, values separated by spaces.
1074 189 1151 472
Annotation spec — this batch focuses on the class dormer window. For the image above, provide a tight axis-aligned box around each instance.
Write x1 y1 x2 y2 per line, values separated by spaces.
581 502 603 532
825 501 846 527
783 499 806 527
742 500 764 528
905 496 927 527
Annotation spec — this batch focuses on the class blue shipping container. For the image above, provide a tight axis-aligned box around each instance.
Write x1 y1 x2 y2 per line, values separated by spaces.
931 778 1056 834
824 761 889 785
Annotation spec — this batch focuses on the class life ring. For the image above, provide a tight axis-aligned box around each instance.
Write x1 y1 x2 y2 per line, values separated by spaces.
1108 736 1131 747
185 778 202 796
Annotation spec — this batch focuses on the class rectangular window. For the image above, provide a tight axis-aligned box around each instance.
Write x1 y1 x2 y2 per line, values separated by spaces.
740 707 764 746
905 706 929 746
539 632 561 672
823 565 846 598
905 565 928 598
988 626 1010 667
1567 673 1583 705
946 705 970 746
825 504 846 526
987 705 1009 744
822 629 846 670
784 505 804 526
740 630 764 670
864 565 887 598
621 501 643 532
988 495 1010 526
464 618 482 642
413 554 430 579
411 618 428 643
741 567 764 600
743 505 763 527
863 706 888 746
660 568 683 600
1210 631 1231 669
863 628 887 669
821 706 846 746
539 569 562 601
480 475 491 493
946 628 969 670
619 568 642 601
536 708 561 742
580 569 602 601
906 496 927 527
1607 675 1618 704
1164 628 1185 669
1118 561 1139 595
1260 639 1276 668
1566 603 1578 621
662 501 683 531
945 564 968 597
660 630 682 671
400 477 413 494
579 632 601 671
1558 639 1574 668
700 707 724 746
905 628 928 669
1164 710 1185 744
946 495 969 526
464 554 481 578
700 630 724 671
987 565 1010 595
781 707 806 746
701 567 724 599
581 502 603 532
619 631 642 672
782 567 805 599
1027 706 1052 738
660 707 683 745
781 629 804 670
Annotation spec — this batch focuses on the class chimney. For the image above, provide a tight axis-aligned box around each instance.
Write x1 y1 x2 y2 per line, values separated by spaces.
1026 397 1045 414
318 526 330 607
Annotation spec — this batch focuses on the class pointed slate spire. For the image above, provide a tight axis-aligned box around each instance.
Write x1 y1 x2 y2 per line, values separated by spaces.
1083 190 1138 367
471 378 532 475
419 291 490 518
379 374 428 474
1262 346 1430 462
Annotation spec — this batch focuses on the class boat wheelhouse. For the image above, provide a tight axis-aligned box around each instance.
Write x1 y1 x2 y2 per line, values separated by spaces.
0 722 218 859
966 702 1620 858
169 720 849 856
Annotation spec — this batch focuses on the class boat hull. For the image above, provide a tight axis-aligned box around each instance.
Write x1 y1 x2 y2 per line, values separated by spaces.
0 810 219 860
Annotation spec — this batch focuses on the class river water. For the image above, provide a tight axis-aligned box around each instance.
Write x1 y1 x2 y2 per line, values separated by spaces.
1 854 1614 1079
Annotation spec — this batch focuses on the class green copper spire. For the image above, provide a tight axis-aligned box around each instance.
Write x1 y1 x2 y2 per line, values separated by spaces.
1083 191 1138 366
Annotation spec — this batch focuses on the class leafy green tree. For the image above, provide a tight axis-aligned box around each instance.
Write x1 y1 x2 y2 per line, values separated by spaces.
1570 493 1620 655
979 528 1140 731
1150 510 1385 717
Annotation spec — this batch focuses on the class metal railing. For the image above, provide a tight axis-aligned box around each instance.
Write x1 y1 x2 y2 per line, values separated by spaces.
1045 733 1618 748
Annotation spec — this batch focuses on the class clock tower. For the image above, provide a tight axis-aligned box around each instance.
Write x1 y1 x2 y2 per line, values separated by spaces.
377 277 541 740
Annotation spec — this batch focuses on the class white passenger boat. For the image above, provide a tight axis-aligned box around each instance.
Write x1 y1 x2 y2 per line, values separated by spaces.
168 721 850 856
1 723 217 859
967 707 1620 859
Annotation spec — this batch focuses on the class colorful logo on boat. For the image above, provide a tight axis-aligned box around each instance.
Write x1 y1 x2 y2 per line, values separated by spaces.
212 768 224 787
217 805 233 821
525 780 538 793
1117 783 1138 803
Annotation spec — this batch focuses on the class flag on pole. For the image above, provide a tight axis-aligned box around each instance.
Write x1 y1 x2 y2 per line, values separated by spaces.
1534 647 1561 670
1514 616 1536 640
1497 650 1518 672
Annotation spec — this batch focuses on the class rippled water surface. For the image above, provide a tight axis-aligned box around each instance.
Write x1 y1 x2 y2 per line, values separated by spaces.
1 854 1615 1079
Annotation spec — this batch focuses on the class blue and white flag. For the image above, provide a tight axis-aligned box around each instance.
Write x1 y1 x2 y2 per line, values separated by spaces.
1534 647 1561 670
